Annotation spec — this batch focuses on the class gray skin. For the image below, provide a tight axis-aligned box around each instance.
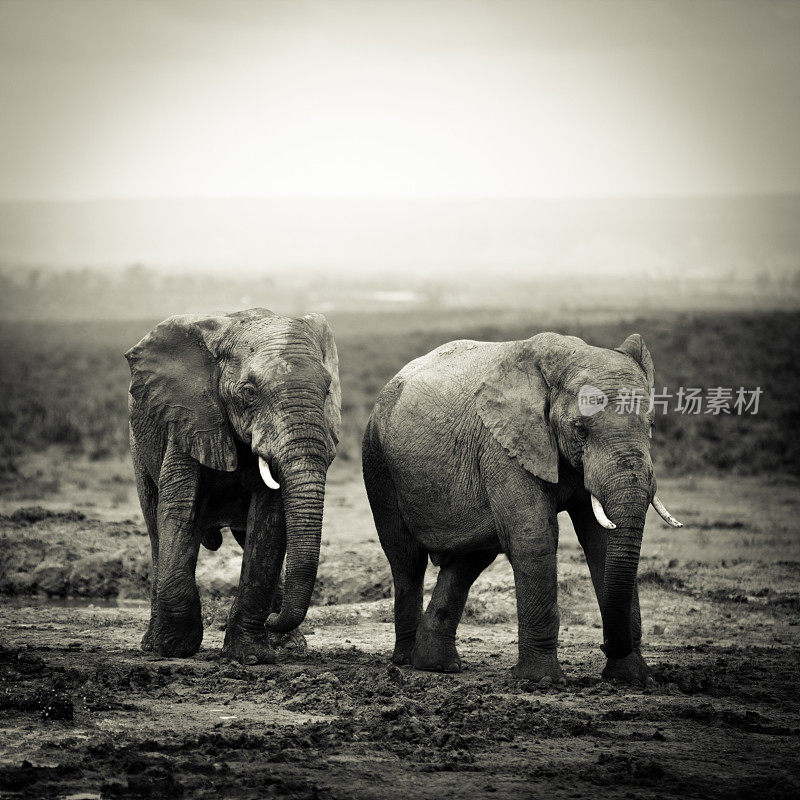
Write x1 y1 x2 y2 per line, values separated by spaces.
363 331 666 686
126 308 340 664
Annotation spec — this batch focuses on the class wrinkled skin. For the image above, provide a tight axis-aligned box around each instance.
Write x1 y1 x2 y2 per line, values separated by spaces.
127 308 340 663
363 332 669 686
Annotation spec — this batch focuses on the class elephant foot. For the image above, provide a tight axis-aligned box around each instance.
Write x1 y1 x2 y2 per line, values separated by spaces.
511 652 565 684
222 628 276 665
391 635 417 666
152 607 203 658
411 631 462 673
268 628 307 655
602 650 651 687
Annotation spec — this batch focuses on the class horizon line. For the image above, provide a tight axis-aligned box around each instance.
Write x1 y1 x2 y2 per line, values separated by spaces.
2 190 800 206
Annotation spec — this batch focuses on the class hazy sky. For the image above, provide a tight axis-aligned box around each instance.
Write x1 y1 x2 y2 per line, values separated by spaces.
1 0 799 202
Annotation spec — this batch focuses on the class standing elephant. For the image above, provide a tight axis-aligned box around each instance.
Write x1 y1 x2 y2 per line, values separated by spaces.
362 332 681 686
126 308 340 663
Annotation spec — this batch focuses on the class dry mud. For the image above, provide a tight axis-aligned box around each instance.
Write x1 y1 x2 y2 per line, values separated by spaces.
1 462 799 798
1 605 798 800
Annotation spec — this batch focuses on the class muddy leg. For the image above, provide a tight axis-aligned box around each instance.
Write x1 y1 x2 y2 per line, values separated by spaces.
363 428 426 665
569 498 647 682
412 550 497 673
569 501 643 651
153 444 204 658
223 489 285 664
485 460 564 683
132 444 160 652
228 525 301 653
376 513 426 664
508 544 564 682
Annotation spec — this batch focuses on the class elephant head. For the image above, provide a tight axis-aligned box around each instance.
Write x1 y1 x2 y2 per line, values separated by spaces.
476 331 681 660
125 307 340 633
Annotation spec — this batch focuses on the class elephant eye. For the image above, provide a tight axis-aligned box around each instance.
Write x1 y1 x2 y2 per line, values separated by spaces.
239 383 258 405
573 420 588 439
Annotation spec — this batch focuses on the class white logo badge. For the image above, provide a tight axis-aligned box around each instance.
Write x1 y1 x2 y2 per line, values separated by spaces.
578 385 608 417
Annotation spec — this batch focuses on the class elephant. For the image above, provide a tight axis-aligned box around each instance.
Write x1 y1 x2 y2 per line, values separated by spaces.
125 307 341 663
362 331 682 686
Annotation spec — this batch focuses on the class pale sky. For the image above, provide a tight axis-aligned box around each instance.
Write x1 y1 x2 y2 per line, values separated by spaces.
1 0 799 202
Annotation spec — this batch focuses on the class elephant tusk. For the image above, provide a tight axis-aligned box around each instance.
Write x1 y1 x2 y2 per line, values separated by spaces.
651 494 683 527
258 457 280 490
591 494 616 530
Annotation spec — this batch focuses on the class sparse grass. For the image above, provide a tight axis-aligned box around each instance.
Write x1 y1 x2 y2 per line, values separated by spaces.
201 596 230 630
463 595 515 625
306 607 363 627
368 599 394 623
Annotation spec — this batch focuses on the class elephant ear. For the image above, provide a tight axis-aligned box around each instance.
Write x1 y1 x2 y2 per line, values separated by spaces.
125 314 238 471
615 334 654 390
302 313 342 453
475 343 559 483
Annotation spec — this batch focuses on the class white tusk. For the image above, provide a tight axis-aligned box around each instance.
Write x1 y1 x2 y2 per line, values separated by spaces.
591 494 616 530
258 457 280 490
651 494 683 528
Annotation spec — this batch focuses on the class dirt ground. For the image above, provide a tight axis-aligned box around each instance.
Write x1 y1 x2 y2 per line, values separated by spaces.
1 457 799 799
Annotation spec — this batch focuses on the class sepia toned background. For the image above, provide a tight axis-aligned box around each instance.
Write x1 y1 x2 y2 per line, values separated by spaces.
1 2 798 798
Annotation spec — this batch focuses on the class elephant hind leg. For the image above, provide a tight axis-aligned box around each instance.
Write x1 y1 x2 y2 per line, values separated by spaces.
377 507 426 666
363 425 426 665
412 550 497 673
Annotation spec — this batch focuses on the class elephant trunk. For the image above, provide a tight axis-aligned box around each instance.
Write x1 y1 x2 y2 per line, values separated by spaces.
600 488 648 659
262 412 329 634
585 445 653 660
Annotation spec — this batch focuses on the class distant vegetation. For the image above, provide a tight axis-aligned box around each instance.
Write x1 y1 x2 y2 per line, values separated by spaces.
1 264 799 321
0 309 797 475
0 265 285 321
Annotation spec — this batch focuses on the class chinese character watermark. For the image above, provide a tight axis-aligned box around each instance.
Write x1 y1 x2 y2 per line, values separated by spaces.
576 386 763 416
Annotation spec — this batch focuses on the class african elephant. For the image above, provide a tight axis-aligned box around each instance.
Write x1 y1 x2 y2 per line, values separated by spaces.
362 332 681 686
126 308 340 663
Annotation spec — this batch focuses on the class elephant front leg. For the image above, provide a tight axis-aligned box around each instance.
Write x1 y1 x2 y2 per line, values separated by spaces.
266 569 308 653
152 445 204 658
486 466 565 683
509 548 565 683
506 532 564 683
223 489 285 665
568 500 650 686
133 455 160 652
142 531 159 652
